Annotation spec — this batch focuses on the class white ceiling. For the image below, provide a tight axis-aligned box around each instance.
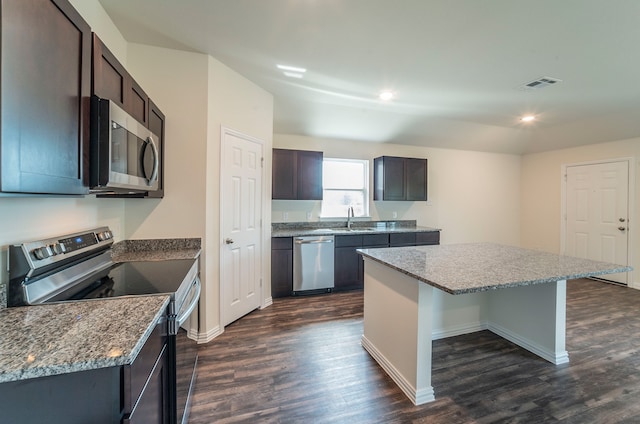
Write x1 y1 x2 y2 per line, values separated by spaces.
98 0 640 155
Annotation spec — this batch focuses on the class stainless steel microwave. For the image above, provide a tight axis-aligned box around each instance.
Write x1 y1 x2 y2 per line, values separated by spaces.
89 96 160 193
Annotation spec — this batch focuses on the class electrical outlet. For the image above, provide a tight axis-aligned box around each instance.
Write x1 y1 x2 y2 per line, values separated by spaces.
306 212 312 221
283 212 289 221
392 211 397 219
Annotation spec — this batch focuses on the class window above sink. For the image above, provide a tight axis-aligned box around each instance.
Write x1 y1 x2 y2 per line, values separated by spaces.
321 158 370 218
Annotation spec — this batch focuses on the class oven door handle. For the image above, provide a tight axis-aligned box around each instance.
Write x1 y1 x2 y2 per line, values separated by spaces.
176 276 201 327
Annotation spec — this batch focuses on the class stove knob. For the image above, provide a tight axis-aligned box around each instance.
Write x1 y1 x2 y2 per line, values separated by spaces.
33 246 53 260
97 231 112 241
51 243 66 255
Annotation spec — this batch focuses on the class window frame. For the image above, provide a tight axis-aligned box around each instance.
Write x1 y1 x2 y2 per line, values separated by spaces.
320 157 370 218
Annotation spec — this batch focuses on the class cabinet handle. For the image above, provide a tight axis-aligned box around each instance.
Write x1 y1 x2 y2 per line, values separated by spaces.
618 227 626 231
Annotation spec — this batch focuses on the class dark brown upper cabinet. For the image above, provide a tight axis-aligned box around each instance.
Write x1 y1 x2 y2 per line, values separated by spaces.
374 156 427 201
0 0 91 195
92 34 149 127
272 149 323 200
92 34 164 198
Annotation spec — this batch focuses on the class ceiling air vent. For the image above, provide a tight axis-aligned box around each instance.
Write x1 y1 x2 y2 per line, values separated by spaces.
520 76 562 90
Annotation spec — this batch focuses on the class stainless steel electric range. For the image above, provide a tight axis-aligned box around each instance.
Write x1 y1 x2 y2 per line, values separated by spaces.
7 227 200 424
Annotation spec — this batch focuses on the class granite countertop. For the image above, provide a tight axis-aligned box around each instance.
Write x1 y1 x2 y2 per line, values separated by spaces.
358 242 632 295
111 238 201 262
272 220 440 238
0 295 169 383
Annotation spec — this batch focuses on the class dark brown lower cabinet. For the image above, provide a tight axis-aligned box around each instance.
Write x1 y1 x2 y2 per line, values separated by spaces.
334 235 363 291
0 321 168 424
272 231 440 296
335 231 440 292
271 237 293 298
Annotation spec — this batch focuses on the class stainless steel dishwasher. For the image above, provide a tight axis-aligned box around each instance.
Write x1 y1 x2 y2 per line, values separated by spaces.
293 235 335 294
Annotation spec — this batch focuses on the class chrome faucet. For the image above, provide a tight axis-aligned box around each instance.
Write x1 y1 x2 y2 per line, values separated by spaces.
347 206 354 229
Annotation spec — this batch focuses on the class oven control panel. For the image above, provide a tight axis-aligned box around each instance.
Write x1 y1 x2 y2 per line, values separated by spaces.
16 227 114 271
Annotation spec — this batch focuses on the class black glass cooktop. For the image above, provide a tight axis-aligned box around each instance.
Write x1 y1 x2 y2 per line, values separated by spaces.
71 259 197 300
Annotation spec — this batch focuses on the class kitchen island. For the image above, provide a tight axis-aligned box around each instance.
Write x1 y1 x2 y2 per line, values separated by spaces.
357 243 631 405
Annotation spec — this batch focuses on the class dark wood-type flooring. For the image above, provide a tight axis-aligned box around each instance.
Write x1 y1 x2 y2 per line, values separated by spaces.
189 279 640 423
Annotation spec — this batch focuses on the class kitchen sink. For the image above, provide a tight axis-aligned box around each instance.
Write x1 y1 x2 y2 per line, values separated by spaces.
308 227 378 233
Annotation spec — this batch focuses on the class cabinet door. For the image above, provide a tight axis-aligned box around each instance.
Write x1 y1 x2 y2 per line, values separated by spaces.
123 346 169 424
389 232 417 247
272 149 296 199
93 34 150 127
271 247 293 298
334 235 363 291
92 33 128 110
297 150 323 200
1 0 91 194
129 78 149 127
416 231 440 245
374 156 404 201
335 246 363 291
405 158 428 201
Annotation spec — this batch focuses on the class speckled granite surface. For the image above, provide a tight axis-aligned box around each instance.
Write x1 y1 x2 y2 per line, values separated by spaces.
0 295 169 383
272 220 440 237
0 282 6 310
111 238 201 262
358 243 632 295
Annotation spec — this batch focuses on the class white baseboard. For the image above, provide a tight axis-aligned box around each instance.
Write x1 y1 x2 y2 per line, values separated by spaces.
192 325 223 344
261 297 273 309
432 321 488 340
488 322 569 365
361 335 435 406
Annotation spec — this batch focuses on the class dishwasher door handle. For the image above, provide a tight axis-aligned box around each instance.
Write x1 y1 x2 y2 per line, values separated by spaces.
295 239 334 244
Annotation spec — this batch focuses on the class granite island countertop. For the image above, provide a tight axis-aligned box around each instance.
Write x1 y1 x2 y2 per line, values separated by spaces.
358 242 632 295
0 295 169 383
272 220 440 238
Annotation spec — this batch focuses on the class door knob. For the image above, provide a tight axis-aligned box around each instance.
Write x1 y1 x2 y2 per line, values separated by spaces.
225 238 235 244
618 227 627 231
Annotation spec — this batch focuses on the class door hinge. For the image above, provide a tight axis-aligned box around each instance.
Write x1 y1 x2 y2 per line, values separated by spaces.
260 278 263 287
261 157 264 168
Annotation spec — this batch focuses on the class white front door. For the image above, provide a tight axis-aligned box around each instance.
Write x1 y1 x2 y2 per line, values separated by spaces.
221 128 263 326
565 160 630 284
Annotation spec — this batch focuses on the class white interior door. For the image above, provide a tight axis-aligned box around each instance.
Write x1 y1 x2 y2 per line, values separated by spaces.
221 128 263 326
565 161 629 284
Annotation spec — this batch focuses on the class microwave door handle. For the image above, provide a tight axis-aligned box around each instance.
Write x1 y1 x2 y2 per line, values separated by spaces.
146 136 159 184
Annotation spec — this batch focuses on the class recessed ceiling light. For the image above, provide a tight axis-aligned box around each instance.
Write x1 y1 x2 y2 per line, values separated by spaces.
520 115 536 122
379 91 394 101
283 72 304 79
277 64 307 73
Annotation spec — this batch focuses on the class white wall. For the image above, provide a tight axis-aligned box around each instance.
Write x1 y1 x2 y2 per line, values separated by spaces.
124 46 273 339
273 134 522 246
69 0 127 64
204 57 274 336
521 137 640 287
